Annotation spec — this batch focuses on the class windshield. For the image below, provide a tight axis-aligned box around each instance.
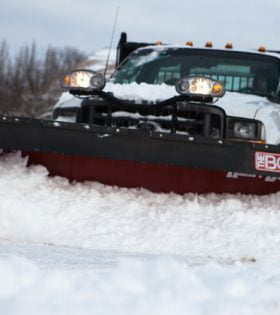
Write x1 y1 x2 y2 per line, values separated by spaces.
112 48 280 97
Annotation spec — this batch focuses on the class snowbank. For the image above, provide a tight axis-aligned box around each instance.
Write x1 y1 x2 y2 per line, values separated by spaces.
0 153 280 261
1 153 280 314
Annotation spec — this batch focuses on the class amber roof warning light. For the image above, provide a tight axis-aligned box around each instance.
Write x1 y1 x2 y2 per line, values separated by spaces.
258 46 266 53
185 41 193 47
205 41 213 48
225 43 233 49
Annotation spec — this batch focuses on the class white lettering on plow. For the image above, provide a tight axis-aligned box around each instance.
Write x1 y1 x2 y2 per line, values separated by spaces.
256 152 280 173
226 172 279 182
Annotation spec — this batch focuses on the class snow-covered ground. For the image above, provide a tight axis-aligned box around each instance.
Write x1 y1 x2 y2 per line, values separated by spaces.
1 153 280 314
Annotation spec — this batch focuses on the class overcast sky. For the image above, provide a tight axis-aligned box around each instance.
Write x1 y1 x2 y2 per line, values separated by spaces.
1 0 279 56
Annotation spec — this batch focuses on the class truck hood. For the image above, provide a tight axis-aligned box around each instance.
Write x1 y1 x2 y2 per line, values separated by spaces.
215 92 273 119
55 82 272 119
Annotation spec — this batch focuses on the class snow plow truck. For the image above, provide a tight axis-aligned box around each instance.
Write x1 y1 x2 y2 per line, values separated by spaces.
1 32 280 194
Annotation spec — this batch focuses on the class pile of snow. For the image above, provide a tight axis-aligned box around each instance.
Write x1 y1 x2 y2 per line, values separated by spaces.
1 153 280 261
1 153 280 313
105 82 177 102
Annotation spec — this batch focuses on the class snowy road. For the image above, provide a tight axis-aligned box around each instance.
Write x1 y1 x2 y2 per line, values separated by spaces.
1 153 280 314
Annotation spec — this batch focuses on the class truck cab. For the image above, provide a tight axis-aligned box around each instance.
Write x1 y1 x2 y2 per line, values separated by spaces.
54 34 280 145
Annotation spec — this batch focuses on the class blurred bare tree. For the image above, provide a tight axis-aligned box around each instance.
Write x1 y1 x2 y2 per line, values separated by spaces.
0 42 86 117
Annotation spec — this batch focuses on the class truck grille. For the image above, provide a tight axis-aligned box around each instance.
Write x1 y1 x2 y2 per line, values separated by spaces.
78 100 224 139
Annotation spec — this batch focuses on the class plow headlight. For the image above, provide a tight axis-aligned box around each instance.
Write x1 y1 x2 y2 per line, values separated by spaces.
176 77 225 99
62 70 105 92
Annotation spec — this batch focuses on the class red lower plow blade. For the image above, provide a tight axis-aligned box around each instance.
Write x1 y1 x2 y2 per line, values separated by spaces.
26 151 280 195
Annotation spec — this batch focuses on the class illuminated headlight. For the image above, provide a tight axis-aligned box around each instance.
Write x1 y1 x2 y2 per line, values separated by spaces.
176 76 225 98
227 118 266 143
62 70 105 92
